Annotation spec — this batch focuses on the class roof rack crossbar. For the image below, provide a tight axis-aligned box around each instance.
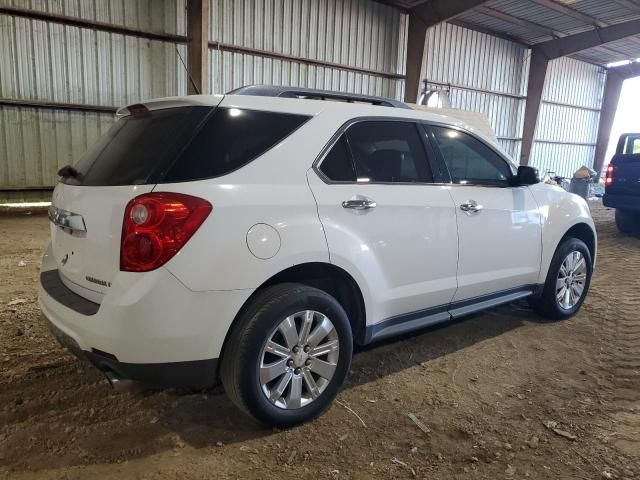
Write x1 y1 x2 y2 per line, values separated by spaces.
227 85 411 109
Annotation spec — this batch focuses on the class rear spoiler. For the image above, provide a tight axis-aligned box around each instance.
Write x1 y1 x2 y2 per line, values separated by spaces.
116 95 224 118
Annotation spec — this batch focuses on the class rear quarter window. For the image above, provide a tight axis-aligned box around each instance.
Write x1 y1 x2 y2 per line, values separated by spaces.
163 108 310 182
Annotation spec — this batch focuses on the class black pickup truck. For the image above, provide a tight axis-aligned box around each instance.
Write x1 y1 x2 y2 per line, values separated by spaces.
603 133 640 234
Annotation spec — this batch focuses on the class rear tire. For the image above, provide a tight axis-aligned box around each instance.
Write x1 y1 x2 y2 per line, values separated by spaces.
615 209 640 235
529 237 592 320
220 283 353 427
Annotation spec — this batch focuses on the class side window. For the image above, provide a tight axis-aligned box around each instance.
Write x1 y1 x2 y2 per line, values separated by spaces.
346 121 432 183
431 126 513 186
164 108 309 182
319 136 356 182
623 135 640 154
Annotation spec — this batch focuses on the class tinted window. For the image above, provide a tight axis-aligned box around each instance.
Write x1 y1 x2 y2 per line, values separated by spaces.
622 135 640 154
165 108 309 182
319 136 356 182
64 107 211 186
63 107 309 186
431 126 512 186
346 121 431 183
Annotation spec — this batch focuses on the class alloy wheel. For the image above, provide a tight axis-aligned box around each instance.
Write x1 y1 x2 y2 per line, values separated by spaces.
259 310 340 409
556 250 587 310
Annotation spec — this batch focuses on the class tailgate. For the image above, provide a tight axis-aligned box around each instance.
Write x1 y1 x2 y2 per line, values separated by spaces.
47 98 222 303
49 184 155 302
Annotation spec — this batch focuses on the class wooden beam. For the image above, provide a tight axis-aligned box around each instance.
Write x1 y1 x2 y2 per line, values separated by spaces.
404 0 489 103
186 0 209 95
520 48 549 166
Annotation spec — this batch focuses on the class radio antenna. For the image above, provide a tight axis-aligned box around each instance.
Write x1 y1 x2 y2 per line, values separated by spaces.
175 46 200 95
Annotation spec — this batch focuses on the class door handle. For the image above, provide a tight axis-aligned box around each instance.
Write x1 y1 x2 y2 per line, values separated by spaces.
342 198 377 210
459 200 483 214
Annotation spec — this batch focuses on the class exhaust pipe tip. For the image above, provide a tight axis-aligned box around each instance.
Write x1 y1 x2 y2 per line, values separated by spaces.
104 371 137 393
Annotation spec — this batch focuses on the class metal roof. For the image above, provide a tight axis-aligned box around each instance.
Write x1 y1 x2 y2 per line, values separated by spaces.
380 0 640 66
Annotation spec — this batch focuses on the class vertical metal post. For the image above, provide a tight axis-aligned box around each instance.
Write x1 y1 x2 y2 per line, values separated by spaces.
187 0 209 95
593 71 624 178
520 48 549 166
404 14 428 103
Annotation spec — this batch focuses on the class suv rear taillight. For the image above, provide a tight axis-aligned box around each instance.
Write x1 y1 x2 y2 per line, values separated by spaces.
121 193 212 272
605 164 614 186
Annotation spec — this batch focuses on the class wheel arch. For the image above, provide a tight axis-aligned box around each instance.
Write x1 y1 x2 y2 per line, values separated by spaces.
217 262 367 378
560 222 596 263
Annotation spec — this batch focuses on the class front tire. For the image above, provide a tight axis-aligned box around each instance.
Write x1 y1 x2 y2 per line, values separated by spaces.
529 237 592 320
220 283 353 427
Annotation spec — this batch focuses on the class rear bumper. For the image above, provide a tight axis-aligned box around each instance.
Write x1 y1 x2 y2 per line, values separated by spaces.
43 313 218 388
38 242 253 387
603 193 640 211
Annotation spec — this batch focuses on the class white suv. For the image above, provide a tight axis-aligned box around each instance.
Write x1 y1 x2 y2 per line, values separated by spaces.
39 86 596 426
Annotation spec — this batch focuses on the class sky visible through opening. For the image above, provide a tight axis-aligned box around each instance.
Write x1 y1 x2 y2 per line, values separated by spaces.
605 76 640 168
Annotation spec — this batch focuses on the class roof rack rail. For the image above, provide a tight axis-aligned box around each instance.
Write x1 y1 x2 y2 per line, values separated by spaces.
227 85 412 109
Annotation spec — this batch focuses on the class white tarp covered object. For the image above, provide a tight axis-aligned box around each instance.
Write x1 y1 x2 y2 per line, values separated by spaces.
408 104 500 147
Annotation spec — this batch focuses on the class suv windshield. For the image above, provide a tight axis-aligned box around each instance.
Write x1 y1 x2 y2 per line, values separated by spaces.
63 106 310 186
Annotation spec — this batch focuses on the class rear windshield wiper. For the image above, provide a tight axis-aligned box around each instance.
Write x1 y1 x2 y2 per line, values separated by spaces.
57 165 82 180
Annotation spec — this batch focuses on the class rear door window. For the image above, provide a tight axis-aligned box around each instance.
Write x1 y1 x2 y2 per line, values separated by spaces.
64 106 310 186
347 121 432 183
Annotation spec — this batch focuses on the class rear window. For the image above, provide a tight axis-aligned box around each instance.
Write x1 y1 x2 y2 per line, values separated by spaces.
64 106 310 186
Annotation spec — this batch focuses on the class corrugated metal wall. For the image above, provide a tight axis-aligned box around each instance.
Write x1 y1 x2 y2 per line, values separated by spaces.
0 0 187 193
422 23 606 176
423 22 529 160
209 0 408 99
0 1 608 197
0 0 408 198
533 56 606 176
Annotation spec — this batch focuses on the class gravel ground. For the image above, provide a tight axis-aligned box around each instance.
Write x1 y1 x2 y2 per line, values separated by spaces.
0 201 638 479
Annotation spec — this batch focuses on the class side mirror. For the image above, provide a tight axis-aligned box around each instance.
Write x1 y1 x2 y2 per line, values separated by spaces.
515 165 539 186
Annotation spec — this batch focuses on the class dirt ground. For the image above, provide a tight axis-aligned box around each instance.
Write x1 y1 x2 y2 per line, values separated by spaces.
0 202 638 480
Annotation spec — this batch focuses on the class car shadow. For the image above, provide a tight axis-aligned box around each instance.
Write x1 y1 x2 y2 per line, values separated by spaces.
2 301 535 472
163 301 535 448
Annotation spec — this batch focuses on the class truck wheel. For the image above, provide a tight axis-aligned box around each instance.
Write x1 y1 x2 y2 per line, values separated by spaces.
220 283 353 427
529 237 592 320
615 209 640 235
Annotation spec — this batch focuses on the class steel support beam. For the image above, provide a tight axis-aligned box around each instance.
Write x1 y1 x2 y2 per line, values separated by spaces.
593 61 640 177
187 0 209 95
535 18 640 59
404 0 489 103
593 71 624 178
520 48 549 166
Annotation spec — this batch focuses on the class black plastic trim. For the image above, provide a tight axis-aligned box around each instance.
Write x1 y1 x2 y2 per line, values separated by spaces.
40 269 100 316
85 351 219 389
364 285 540 344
